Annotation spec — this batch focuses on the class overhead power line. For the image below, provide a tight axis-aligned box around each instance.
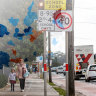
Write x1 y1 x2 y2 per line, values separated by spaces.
75 22 96 24
75 7 96 10
75 37 96 42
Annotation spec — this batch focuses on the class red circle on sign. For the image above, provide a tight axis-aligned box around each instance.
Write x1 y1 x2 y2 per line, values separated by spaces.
55 12 72 30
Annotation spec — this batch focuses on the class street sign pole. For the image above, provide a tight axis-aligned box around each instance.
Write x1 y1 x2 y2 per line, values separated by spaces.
65 32 69 96
38 1 47 96
48 32 52 83
44 31 47 96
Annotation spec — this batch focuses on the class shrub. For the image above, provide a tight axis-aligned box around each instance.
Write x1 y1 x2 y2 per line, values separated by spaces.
0 74 8 88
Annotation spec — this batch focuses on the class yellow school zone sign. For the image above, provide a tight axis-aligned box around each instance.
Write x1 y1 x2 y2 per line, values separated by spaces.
44 0 66 10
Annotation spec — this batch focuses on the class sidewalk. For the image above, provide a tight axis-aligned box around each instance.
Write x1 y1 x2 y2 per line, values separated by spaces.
0 73 59 96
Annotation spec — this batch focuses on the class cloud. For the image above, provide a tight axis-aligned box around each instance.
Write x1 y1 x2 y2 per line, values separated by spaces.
52 38 58 46
51 32 65 53
74 0 96 53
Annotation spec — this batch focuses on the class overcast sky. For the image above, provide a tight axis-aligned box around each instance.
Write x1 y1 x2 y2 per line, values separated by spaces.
51 0 96 53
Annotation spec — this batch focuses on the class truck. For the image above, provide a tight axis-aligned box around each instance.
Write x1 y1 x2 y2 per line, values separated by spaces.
74 45 94 79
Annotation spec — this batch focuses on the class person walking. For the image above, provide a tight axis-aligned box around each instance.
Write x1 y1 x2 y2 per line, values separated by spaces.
16 59 27 92
9 68 16 92
35 66 37 73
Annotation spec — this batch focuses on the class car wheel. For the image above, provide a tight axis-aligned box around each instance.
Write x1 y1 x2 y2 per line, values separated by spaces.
85 78 90 82
56 72 58 74
63 72 66 76
75 76 80 80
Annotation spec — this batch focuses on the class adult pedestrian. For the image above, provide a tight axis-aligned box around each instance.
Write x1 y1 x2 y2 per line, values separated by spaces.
35 66 37 73
16 59 26 92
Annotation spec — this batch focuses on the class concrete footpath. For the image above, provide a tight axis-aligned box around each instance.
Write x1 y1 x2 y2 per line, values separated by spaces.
0 73 59 96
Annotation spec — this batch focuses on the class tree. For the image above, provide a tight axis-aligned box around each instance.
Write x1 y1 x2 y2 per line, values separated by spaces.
52 57 62 67
0 0 44 65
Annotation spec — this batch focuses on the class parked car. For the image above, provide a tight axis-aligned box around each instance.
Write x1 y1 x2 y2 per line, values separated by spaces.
56 66 63 74
85 64 96 82
63 63 66 76
51 67 57 72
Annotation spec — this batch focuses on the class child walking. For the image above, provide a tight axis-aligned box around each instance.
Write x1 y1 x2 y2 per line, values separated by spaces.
9 68 16 92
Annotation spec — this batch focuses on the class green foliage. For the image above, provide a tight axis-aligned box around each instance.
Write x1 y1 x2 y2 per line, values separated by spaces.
49 82 56 86
52 57 62 67
0 74 8 88
52 52 65 67
15 34 44 62
49 82 66 96
54 87 66 96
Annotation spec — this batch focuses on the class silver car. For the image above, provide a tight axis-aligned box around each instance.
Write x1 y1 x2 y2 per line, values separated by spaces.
56 66 63 74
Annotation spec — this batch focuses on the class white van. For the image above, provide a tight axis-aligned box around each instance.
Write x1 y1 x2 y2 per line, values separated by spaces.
85 64 96 82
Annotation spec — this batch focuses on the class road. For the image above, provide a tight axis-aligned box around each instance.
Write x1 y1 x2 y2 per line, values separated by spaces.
51 72 96 96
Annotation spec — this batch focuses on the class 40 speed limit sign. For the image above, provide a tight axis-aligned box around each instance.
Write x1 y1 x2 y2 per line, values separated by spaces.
38 10 72 31
55 11 72 31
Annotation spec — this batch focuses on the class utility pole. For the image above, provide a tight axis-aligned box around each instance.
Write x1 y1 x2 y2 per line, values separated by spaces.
48 32 52 83
66 0 75 96
68 31 75 96
68 0 75 95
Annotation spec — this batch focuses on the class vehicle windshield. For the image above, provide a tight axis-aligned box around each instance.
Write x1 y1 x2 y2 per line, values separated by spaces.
89 65 96 71
58 67 63 69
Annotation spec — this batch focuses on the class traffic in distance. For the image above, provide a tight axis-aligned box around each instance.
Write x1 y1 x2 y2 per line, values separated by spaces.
51 45 96 82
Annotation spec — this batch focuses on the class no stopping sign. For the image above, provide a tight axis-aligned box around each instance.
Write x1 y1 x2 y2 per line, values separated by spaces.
55 11 72 31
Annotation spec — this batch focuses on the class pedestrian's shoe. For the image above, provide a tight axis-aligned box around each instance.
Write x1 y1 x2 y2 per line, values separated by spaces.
21 89 24 92
11 89 12 92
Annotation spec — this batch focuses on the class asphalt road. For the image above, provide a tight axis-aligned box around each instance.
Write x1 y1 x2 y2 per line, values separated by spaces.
51 72 96 96
52 72 96 84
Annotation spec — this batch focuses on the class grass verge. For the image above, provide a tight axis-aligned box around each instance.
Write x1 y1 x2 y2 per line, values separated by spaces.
48 82 66 96
0 74 8 88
